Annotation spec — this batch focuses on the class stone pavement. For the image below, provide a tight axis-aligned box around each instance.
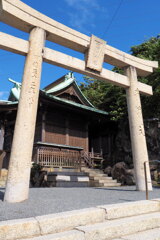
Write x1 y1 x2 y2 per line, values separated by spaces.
0 186 160 221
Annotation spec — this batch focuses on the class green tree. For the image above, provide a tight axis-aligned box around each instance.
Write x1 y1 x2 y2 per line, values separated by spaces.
80 75 127 121
81 35 160 120
131 35 160 119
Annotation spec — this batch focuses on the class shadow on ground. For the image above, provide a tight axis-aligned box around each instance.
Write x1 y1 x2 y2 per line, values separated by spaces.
0 188 4 201
95 187 137 192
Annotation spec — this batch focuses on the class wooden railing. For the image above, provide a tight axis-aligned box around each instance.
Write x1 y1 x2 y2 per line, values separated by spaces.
88 152 103 159
33 143 82 170
82 151 103 168
0 150 6 171
82 151 94 168
33 143 104 170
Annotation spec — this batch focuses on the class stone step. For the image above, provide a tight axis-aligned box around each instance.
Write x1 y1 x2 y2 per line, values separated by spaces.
54 181 90 187
46 171 90 187
21 230 84 240
20 226 160 240
112 227 160 240
0 180 6 187
98 179 117 184
48 172 89 177
0 207 105 240
0 175 7 180
98 199 160 219
92 169 103 173
92 176 112 180
81 167 120 187
81 169 95 173
89 180 101 187
88 173 106 177
0 169 8 177
89 176 113 182
81 168 102 174
100 182 121 187
1 200 160 240
76 212 160 240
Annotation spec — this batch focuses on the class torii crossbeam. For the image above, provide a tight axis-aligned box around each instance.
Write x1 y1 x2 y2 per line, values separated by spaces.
0 0 158 202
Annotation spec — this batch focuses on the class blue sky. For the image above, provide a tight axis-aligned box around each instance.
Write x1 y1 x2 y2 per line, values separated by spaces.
0 0 160 100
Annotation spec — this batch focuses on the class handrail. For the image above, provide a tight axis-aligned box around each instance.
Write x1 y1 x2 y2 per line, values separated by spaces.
144 160 160 200
144 161 149 200
82 151 94 168
82 151 103 168
0 150 6 171
89 152 103 158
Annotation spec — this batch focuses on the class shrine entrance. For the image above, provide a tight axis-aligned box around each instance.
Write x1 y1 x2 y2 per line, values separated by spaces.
0 0 158 202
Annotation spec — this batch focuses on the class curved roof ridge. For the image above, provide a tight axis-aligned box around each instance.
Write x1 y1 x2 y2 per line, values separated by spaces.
41 90 108 115
45 72 94 107
8 78 21 101
46 77 74 94
73 80 94 108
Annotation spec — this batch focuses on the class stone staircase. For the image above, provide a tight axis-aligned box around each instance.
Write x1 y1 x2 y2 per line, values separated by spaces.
46 170 90 187
0 167 120 188
0 169 8 188
1 199 160 240
81 167 121 187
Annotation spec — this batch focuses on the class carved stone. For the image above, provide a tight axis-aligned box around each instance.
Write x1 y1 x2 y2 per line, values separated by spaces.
86 35 106 72
125 66 152 191
4 27 46 202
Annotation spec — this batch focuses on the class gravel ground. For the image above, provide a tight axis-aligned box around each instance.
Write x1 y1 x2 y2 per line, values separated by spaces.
0 186 160 221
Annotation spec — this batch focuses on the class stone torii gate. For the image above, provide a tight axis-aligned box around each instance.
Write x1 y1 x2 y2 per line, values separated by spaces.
0 0 158 202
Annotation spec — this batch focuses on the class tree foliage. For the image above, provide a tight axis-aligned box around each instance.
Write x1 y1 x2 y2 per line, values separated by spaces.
80 76 127 121
131 35 160 119
80 35 160 121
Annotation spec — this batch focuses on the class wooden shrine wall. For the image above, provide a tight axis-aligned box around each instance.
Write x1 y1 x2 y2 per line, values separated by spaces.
69 118 87 151
44 112 88 151
34 113 42 143
45 112 66 145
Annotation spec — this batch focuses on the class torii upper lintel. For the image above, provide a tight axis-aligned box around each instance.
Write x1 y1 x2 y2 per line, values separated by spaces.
0 0 158 76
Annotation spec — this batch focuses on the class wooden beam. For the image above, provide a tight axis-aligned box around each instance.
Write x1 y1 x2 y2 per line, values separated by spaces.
0 0 158 77
0 31 153 96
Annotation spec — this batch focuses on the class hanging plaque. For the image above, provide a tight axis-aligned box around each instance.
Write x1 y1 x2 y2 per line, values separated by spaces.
86 35 106 72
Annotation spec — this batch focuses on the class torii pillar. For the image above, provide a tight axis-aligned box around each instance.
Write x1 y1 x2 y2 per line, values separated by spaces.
125 66 152 191
0 0 157 202
4 27 46 202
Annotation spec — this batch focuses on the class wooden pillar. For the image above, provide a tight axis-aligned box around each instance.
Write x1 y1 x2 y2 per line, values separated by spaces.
99 136 103 155
85 123 89 152
0 123 4 150
65 118 69 145
4 27 46 202
91 147 94 158
42 111 46 142
0 123 5 171
125 66 152 191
